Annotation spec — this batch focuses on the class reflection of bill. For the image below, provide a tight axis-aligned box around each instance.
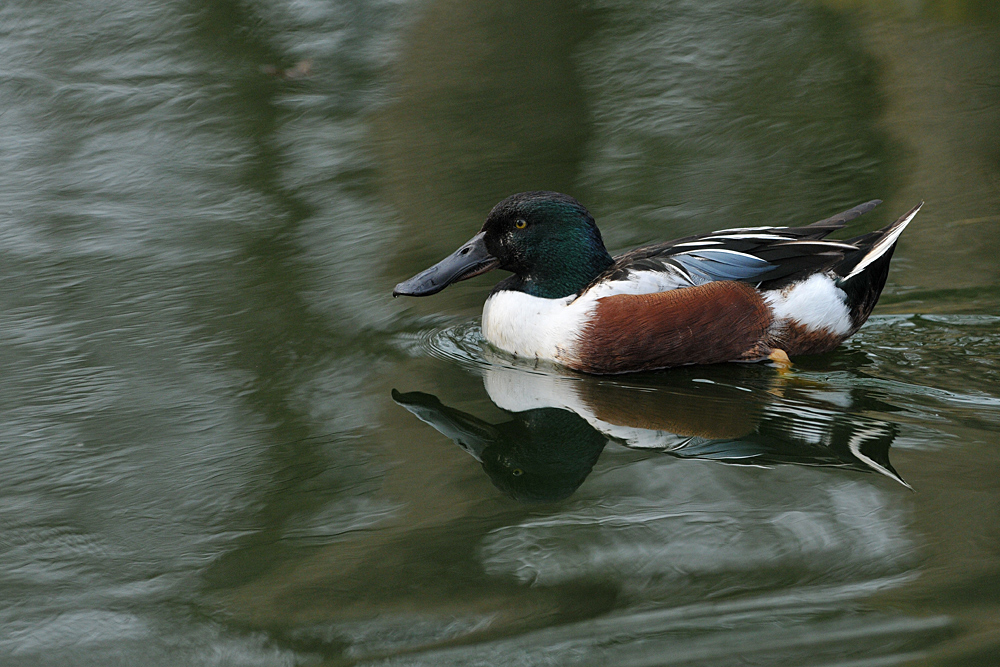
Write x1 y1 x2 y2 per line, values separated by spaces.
394 364 906 503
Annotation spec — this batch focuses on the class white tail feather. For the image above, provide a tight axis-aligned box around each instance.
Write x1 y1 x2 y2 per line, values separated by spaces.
843 202 923 281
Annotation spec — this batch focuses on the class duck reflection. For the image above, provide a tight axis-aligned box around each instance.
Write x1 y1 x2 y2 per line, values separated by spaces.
392 390 608 503
394 365 906 502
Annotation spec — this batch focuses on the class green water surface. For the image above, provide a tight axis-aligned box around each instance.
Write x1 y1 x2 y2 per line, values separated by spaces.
0 1 998 665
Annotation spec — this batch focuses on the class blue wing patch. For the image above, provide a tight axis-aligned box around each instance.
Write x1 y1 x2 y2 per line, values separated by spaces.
671 249 774 284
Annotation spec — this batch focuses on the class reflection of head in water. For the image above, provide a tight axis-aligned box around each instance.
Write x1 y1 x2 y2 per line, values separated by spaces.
392 390 606 503
477 408 607 503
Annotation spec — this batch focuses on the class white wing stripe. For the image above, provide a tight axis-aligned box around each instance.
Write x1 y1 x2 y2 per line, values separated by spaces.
770 240 859 250
710 233 791 241
679 248 771 261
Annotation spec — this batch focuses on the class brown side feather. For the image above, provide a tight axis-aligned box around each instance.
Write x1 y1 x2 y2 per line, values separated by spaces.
574 281 772 374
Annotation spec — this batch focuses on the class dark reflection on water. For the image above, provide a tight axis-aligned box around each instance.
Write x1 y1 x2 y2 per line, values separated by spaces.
393 360 906 503
394 389 609 503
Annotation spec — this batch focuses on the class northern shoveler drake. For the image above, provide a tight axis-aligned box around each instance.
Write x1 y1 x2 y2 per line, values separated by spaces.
394 192 922 374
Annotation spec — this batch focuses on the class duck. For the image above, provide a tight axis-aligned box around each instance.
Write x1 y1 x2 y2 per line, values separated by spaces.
393 192 922 374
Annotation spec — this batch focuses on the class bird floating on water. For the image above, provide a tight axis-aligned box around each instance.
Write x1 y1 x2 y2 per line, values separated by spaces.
394 192 922 374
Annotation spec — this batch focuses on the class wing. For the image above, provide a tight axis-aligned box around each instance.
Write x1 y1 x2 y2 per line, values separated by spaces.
597 200 882 290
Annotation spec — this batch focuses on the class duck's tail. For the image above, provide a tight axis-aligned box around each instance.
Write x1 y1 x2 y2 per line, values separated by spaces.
835 202 923 329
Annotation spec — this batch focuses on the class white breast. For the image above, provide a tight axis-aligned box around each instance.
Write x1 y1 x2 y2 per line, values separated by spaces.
481 290 597 365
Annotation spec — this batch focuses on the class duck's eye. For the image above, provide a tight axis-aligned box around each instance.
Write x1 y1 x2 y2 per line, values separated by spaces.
514 219 527 230
511 468 524 477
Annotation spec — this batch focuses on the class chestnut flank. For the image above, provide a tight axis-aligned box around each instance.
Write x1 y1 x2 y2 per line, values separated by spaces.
574 281 772 373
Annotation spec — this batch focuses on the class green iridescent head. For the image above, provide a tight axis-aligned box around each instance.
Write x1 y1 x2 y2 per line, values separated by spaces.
393 191 614 300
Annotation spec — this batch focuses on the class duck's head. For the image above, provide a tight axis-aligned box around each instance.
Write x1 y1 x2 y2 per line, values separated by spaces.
393 191 614 300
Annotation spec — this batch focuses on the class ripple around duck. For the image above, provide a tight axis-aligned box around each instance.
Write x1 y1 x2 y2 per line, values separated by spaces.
403 319 572 377
422 320 491 371
842 315 1000 431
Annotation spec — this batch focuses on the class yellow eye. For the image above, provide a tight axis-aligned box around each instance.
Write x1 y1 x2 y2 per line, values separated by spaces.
515 219 527 229
511 468 524 477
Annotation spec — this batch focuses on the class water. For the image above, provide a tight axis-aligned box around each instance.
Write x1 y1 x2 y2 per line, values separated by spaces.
0 1 998 665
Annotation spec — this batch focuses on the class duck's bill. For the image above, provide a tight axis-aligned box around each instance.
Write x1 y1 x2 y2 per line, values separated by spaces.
393 232 499 297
